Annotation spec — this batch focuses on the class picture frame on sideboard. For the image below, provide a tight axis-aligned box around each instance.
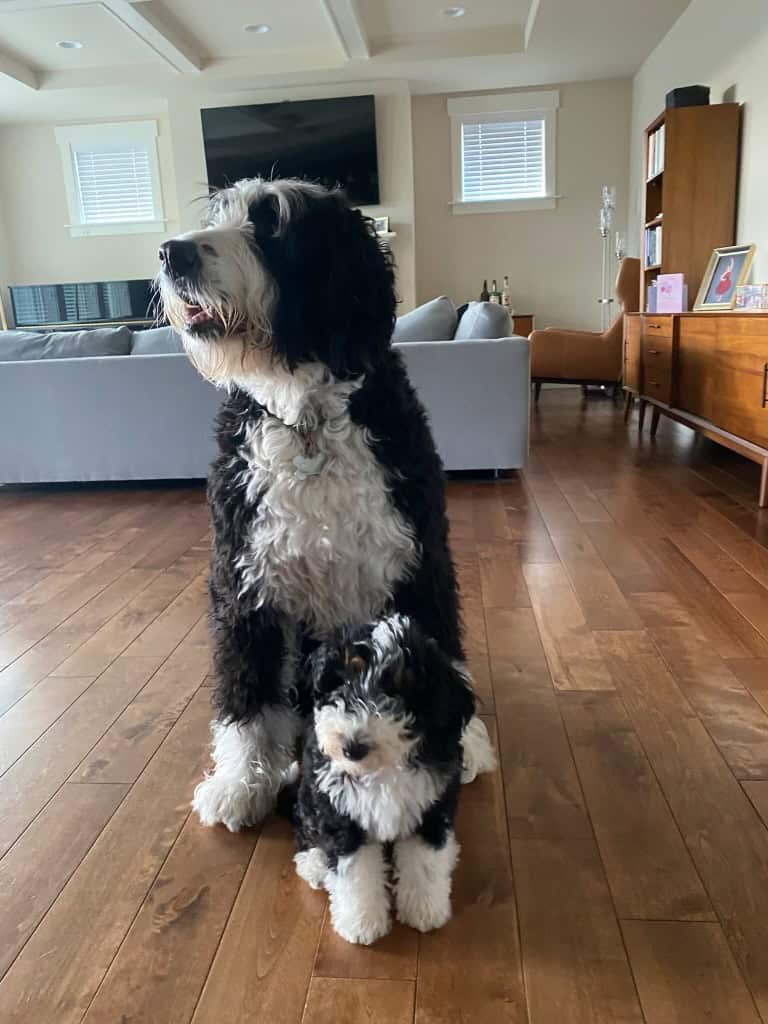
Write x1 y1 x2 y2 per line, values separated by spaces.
694 243 756 311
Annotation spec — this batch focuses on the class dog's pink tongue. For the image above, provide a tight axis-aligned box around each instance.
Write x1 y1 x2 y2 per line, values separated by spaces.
185 304 213 326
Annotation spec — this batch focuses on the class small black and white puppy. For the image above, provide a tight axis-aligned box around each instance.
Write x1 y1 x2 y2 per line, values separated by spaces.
292 614 474 945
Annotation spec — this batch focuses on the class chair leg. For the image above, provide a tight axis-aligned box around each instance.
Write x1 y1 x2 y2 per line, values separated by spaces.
533 382 542 403
623 392 634 422
650 406 661 438
638 398 647 432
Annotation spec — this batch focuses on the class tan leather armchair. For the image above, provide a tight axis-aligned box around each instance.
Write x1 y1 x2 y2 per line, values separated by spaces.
530 257 640 401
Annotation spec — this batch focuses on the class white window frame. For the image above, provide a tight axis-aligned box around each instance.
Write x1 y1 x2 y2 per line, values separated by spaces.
55 120 166 238
448 90 559 214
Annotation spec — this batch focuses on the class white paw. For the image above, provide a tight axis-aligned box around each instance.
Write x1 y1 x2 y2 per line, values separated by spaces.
393 832 458 933
461 715 497 783
191 773 275 831
329 899 392 946
294 848 329 890
396 889 452 933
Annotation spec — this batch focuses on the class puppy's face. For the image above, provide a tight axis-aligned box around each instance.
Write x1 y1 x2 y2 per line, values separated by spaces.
310 616 474 779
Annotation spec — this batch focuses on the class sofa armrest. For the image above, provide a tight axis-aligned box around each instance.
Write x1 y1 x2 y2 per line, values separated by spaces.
394 337 530 470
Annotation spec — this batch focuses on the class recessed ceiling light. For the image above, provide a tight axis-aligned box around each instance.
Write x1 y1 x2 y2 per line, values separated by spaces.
442 5 466 16
56 39 83 49
243 23 270 33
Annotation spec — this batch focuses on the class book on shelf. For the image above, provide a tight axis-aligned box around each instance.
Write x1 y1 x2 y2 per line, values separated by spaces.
647 123 665 179
644 224 662 268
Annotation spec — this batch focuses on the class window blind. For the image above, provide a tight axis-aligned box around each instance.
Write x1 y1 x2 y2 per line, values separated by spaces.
461 118 545 202
73 145 155 225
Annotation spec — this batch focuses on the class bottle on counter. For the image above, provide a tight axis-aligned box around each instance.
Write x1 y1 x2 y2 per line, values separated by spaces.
480 279 490 301
501 275 514 315
489 279 501 304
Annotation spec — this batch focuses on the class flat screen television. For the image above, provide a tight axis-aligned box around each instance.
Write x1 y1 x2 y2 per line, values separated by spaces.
201 95 380 206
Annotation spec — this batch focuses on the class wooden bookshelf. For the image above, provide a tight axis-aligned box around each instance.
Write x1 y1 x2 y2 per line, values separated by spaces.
641 103 741 311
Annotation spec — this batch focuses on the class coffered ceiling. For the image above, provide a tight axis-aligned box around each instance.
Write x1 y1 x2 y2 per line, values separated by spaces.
0 0 692 121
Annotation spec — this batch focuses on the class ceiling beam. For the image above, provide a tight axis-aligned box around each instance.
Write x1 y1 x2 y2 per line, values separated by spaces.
102 0 202 72
0 0 201 72
321 0 370 60
524 0 542 48
0 51 37 89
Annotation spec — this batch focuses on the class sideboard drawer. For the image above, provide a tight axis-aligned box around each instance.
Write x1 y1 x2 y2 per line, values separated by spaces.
643 315 675 339
644 365 674 405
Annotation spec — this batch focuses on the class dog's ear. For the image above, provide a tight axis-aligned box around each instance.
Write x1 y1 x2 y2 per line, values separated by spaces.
407 629 475 735
247 193 280 240
306 644 343 696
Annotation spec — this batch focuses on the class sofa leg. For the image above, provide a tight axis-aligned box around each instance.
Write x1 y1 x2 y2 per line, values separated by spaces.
533 382 542 403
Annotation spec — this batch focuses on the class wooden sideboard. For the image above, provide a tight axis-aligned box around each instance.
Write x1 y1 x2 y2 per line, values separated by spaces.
624 312 768 505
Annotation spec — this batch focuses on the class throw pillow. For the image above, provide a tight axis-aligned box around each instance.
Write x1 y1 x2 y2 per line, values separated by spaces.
453 301 512 341
392 296 457 343
131 326 185 355
0 326 132 361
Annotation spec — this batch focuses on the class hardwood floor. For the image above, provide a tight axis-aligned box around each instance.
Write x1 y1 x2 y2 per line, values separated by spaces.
4 390 768 1022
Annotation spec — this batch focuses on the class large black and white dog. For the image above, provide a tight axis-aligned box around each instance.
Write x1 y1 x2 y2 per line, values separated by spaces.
157 178 495 831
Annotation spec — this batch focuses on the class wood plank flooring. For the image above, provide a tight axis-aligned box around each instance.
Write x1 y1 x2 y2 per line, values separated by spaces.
4 391 768 1021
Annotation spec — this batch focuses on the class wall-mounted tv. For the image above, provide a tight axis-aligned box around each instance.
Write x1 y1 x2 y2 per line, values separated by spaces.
201 94 380 206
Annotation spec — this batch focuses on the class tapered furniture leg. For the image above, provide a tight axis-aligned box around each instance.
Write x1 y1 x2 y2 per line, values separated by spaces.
534 382 542 403
650 406 661 437
760 458 768 508
638 398 647 432
623 392 634 422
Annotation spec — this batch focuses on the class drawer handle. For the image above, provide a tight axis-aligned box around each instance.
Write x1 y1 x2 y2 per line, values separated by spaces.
648 379 659 386
763 363 768 408
647 323 662 329
648 349 661 354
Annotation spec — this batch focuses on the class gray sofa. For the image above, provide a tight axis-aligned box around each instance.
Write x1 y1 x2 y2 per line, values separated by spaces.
0 300 529 483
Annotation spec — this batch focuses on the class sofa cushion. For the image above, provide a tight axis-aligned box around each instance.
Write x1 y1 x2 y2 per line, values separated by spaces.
0 330 44 361
0 326 132 361
454 301 512 341
131 326 185 355
392 296 457 343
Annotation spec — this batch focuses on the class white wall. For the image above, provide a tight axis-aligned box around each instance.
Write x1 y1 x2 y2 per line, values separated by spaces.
0 112 179 287
629 0 768 279
0 199 10 327
412 79 632 331
0 85 416 315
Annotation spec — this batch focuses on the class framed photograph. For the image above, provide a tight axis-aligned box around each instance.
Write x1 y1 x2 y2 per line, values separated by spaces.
373 215 390 234
694 243 756 311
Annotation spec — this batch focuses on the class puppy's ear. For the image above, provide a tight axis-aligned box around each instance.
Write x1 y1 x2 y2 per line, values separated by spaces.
409 631 475 734
306 644 343 696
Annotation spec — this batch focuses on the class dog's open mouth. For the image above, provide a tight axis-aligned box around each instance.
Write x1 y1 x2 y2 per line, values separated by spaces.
180 299 225 336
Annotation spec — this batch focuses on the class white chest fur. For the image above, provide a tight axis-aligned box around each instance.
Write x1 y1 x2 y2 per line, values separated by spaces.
317 761 445 842
234 365 417 634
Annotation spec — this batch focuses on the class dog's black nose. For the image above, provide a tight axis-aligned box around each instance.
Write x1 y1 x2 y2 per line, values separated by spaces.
343 739 370 762
159 239 199 278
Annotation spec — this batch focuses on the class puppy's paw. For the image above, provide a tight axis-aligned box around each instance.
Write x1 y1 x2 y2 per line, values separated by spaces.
396 889 452 933
192 773 274 831
461 715 497 783
294 848 329 890
394 832 458 933
330 901 392 946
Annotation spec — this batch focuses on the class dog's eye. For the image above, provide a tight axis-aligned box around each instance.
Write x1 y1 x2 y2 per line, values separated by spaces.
201 243 216 256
